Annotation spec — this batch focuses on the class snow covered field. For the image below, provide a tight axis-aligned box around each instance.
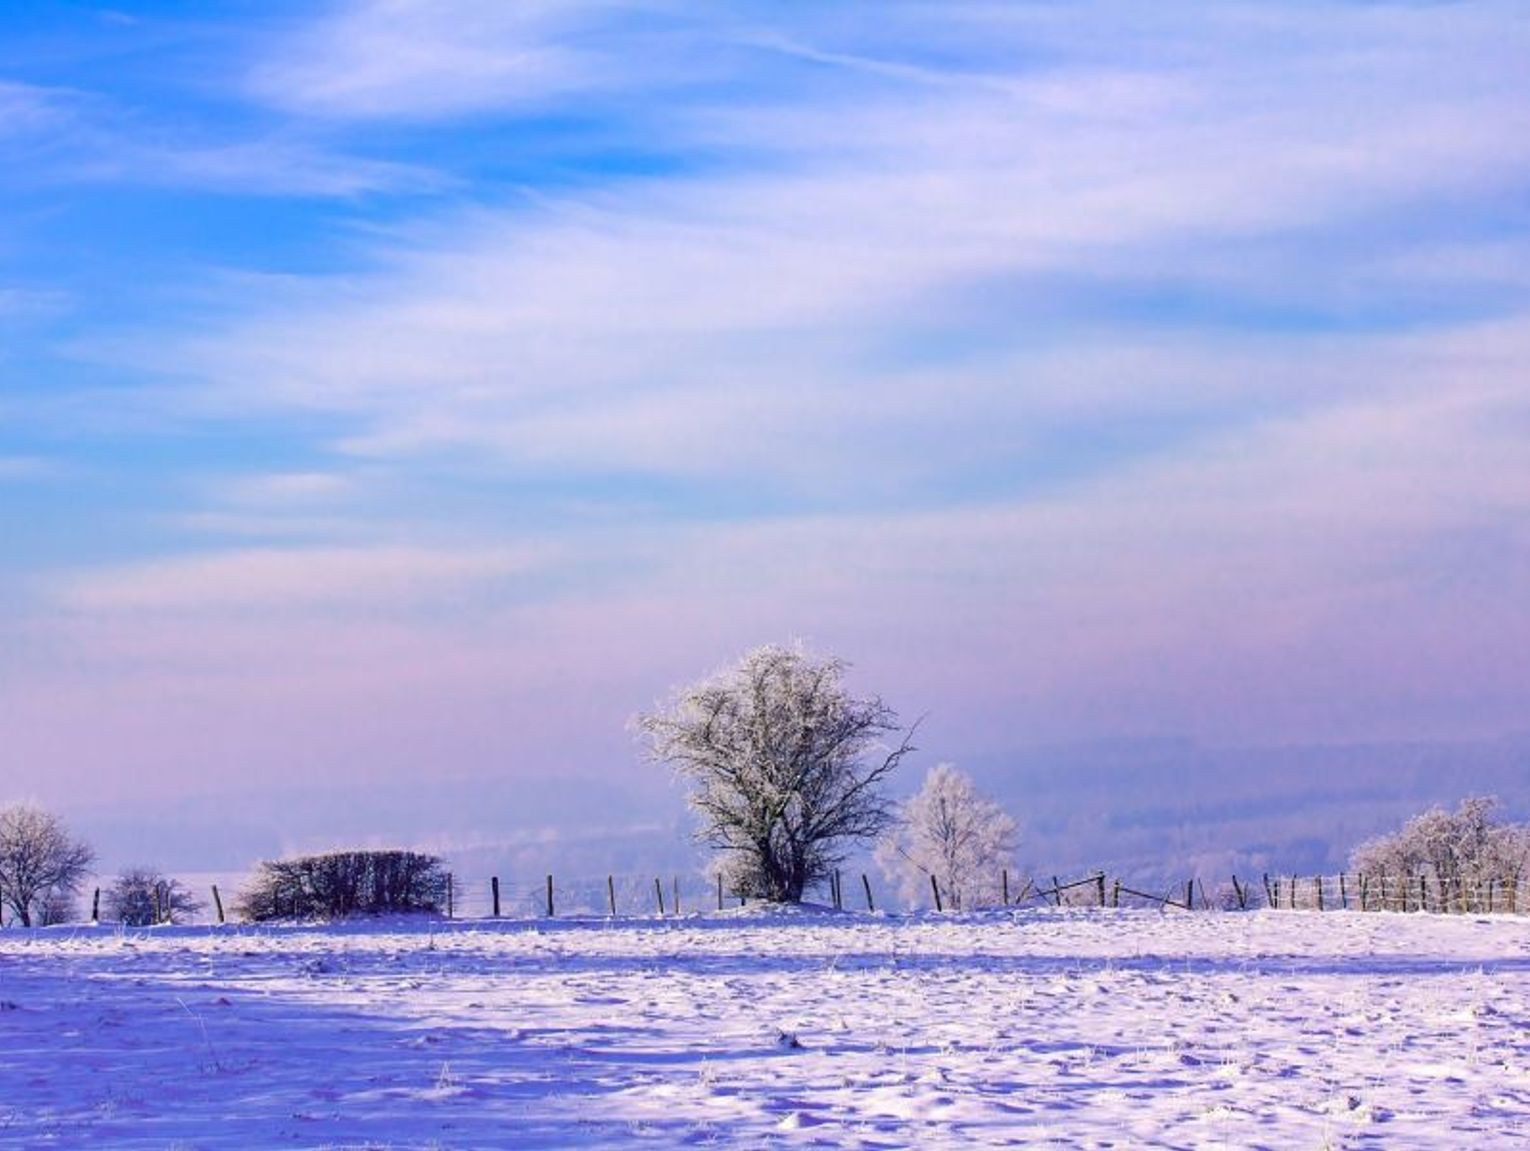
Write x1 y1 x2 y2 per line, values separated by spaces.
3 908 1529 1148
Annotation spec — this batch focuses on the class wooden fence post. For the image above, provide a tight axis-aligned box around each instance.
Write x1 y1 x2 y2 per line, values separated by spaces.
674 876 681 917
546 874 554 918
1419 874 1428 913
212 884 225 925
1001 869 1009 906
1315 875 1323 912
1231 875 1246 910
1184 879 1194 911
1111 879 1121 908
91 887 100 924
863 873 875 913
447 873 454 920
1263 874 1274 908
930 874 943 912
1096 874 1107 907
655 877 666 917
153 884 163 925
1339 874 1348 910
491 876 500 918
608 875 617 917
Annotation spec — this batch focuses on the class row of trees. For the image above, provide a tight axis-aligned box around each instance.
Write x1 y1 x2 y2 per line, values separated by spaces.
638 644 1017 907
639 644 1530 912
1349 796 1529 897
5 643 1008 924
0 804 204 927
0 806 442 926
5 645 1525 924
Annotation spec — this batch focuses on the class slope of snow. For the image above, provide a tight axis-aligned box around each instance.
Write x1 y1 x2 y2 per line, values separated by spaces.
3 908 1528 1147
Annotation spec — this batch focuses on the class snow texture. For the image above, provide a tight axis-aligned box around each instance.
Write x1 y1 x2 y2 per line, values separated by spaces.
2 907 1529 1147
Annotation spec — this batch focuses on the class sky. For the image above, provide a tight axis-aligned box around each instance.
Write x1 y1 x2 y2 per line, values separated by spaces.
2 2 1529 872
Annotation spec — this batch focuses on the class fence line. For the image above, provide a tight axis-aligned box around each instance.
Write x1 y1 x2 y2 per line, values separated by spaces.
9 865 1525 928
360 868 1530 919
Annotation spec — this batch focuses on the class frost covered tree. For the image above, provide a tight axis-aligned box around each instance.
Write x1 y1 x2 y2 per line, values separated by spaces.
1351 796 1529 908
103 866 205 926
638 644 915 903
878 763 1017 910
0 804 95 928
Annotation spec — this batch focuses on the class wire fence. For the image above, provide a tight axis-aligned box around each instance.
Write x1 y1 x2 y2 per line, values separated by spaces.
15 866 1526 928
318 867 1530 920
1000 870 1527 914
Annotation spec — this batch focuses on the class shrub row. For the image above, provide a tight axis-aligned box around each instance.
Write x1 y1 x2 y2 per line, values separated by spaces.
237 849 448 921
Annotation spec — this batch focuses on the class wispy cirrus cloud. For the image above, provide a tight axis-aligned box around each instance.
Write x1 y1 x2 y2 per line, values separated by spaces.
215 470 355 505
245 0 612 121
0 77 439 198
115 5 1530 499
51 543 550 615
0 79 74 136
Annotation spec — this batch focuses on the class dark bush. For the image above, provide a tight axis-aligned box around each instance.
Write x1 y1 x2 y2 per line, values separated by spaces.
237 850 448 921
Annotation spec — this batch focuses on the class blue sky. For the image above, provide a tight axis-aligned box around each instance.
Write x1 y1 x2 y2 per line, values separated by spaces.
2 2 1529 867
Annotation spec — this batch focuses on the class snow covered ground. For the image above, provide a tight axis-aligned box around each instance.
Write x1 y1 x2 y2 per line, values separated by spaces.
3 908 1529 1148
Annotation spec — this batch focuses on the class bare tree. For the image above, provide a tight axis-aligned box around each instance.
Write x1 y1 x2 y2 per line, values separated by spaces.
638 644 915 903
103 866 206 926
1351 796 1529 909
0 804 95 928
878 763 1018 910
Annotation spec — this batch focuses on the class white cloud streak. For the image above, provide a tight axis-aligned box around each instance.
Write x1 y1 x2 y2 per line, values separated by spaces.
247 0 604 121
0 79 439 198
52 544 550 614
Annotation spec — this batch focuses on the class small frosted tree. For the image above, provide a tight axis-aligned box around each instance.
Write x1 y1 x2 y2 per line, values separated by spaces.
103 866 205 926
878 763 1017 911
638 644 915 903
0 804 95 928
1351 796 1528 909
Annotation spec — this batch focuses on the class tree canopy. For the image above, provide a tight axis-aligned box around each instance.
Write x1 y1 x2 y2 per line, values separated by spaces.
639 644 914 903
878 763 1018 910
0 804 95 928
